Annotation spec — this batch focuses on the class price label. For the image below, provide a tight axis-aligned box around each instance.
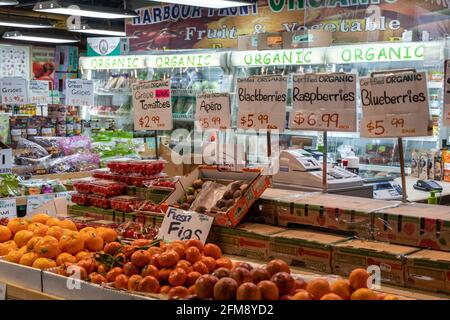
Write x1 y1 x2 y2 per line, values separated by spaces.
237 75 287 131
195 93 231 130
289 73 356 131
26 194 55 216
65 79 94 107
360 71 430 138
29 80 50 105
132 79 173 131
0 199 17 221
0 78 28 105
444 60 450 126
158 207 213 244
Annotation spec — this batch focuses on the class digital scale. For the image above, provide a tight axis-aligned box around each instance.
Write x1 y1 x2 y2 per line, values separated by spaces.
365 178 403 200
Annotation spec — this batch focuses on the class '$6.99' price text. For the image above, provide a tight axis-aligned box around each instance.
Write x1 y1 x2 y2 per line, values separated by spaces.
139 115 162 128
293 112 342 129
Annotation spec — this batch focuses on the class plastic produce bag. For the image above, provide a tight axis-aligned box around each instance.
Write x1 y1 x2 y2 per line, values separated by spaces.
59 136 92 155
31 136 64 157
45 152 100 174
14 138 50 165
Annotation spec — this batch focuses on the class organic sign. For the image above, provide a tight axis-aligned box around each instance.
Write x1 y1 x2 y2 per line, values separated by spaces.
29 80 50 105
289 73 357 132
237 75 287 131
360 71 430 138
158 207 214 243
0 199 17 220
132 79 173 131
444 60 450 126
79 55 146 70
0 78 27 105
195 93 231 130
65 79 94 107
147 53 222 68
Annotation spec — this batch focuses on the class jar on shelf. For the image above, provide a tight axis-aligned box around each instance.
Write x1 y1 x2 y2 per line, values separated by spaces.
56 117 66 136
66 116 74 137
74 117 82 135
41 126 54 137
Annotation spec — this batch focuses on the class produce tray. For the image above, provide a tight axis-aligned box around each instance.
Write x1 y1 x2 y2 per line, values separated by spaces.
0 258 43 292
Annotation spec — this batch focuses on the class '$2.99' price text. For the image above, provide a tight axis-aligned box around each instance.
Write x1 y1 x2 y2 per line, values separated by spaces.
366 118 406 136
293 112 345 129
240 114 278 129
139 115 163 128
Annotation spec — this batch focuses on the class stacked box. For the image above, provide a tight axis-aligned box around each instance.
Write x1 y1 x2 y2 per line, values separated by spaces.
270 229 348 273
405 249 450 294
332 239 419 287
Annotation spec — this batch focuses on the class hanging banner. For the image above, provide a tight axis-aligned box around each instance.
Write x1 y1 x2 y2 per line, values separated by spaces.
132 79 173 131
65 79 94 107
289 73 357 132
360 71 431 138
0 78 28 105
32 46 55 82
195 93 231 131
29 80 51 105
237 75 287 131
444 60 450 126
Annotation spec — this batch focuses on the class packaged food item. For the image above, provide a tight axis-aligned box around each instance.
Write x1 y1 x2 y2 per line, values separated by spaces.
148 177 178 189
90 180 125 197
73 180 92 194
88 194 111 209
110 196 141 212
106 160 165 176
46 152 100 174
72 193 90 206
41 126 54 137
66 116 74 137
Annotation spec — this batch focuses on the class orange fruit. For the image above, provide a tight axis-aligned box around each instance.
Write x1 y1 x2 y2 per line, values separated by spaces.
58 219 77 231
215 257 233 270
34 236 59 259
18 246 28 255
45 217 60 227
28 222 49 237
186 271 202 286
7 218 29 235
32 257 57 270
80 227 96 234
159 285 170 294
306 278 331 300
168 286 189 300
14 230 34 247
96 227 117 243
349 268 370 290
75 251 92 261
169 243 186 260
321 293 344 300
26 236 43 252
330 279 351 300
0 242 12 255
5 250 23 263
31 213 51 224
292 289 312 300
203 243 221 259
236 282 262 300
59 233 85 254
193 261 209 275
138 276 160 293
56 252 77 266
142 265 159 278
83 231 104 252
5 240 17 250
158 250 180 267
168 268 187 287
383 294 399 300
351 288 378 300
185 246 202 264
176 260 194 274
201 256 216 272
131 250 151 268
257 280 280 300
186 239 204 251
265 259 291 275
147 246 164 257
19 252 39 266
0 225 12 242
46 226 64 240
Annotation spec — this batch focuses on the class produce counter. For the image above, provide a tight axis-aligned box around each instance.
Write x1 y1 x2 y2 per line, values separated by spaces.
2 282 60 300
396 176 450 204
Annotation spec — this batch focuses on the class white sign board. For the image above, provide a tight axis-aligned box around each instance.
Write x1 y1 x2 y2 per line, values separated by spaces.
0 198 17 220
132 79 173 131
26 194 56 216
360 71 431 138
195 93 231 131
65 79 94 107
29 80 50 105
444 60 450 126
0 78 27 105
237 75 287 131
289 73 357 132
158 207 214 244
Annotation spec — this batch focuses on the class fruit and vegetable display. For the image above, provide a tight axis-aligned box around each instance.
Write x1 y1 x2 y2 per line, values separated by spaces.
0 174 67 197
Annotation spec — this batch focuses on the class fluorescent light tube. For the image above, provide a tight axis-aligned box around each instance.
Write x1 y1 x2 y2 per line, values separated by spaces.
147 0 254 9
33 1 138 19
68 22 126 37
0 15 55 28
3 31 79 44
0 0 18 6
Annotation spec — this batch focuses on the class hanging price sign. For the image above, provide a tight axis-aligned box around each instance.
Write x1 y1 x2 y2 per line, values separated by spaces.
29 80 50 105
289 73 357 132
237 75 287 131
444 60 450 126
0 78 27 105
195 93 231 131
132 79 173 131
65 79 94 107
360 71 431 138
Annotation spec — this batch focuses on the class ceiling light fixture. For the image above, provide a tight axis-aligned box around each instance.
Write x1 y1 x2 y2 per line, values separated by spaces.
33 1 138 19
0 0 18 6
68 22 126 37
3 30 79 44
0 15 55 28
146 0 255 9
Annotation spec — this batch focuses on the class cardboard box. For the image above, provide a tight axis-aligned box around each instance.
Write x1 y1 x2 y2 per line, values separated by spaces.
332 239 419 287
283 30 332 49
0 259 42 292
405 249 450 294
165 166 270 227
257 32 284 50
237 35 258 51
270 230 348 273
373 203 450 251
212 223 286 260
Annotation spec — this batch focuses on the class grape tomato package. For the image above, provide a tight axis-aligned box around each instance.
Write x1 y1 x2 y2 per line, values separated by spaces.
110 196 141 213
88 194 111 209
71 193 91 206
90 180 125 197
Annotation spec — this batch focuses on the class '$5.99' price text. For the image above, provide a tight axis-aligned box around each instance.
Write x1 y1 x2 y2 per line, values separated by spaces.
240 114 278 129
139 115 163 128
293 112 344 129
199 117 221 129
366 117 406 136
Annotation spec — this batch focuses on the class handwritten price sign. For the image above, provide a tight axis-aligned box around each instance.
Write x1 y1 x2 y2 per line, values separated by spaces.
360 71 430 138
29 80 50 105
444 60 450 126
289 73 356 132
132 79 173 131
65 79 94 107
195 93 231 131
237 75 287 131
0 78 27 105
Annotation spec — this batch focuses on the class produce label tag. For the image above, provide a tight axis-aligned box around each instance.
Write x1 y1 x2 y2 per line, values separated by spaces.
26 194 55 216
0 78 28 105
65 79 94 107
158 207 213 244
132 79 173 131
237 75 287 131
289 73 357 132
29 80 50 105
360 71 430 138
0 199 16 220
444 60 450 126
195 93 231 130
